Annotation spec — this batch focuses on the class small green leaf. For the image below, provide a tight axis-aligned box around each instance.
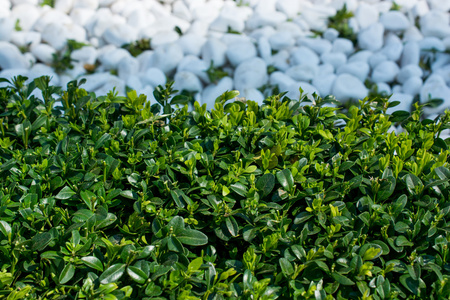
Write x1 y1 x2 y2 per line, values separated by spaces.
276 169 294 192
362 247 382 261
225 216 239 237
99 264 126 284
81 256 104 272
0 221 11 238
230 182 248 197
187 257 203 273
120 190 138 200
178 229 208 246
395 235 414 247
256 173 275 197
94 133 111 150
279 258 294 277
59 263 75 284
332 272 355 285
127 266 148 284
31 232 53 251
55 186 76 200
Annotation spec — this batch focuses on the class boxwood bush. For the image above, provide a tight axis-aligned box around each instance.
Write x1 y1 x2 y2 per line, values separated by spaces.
0 75 449 299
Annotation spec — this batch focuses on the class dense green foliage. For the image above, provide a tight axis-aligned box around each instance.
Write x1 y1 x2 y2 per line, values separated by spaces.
0 75 450 299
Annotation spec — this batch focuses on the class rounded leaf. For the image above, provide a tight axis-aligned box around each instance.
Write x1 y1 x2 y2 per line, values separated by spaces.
99 264 126 284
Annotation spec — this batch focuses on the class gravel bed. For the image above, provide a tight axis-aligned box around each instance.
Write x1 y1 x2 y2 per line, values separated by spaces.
0 0 449 117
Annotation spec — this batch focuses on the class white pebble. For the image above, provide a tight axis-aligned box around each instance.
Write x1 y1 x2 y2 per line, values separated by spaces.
226 41 257 67
71 46 97 65
331 38 354 55
234 57 268 92
323 28 339 42
381 33 403 61
397 65 423 85
372 61 400 83
348 50 373 63
320 52 347 69
313 73 336 97
358 23 384 51
241 88 265 105
285 64 318 82
379 11 410 31
257 36 272 63
291 46 320 66
271 50 290 71
269 71 297 93
201 38 227 67
0 41 29 69
173 71 202 92
117 56 139 81
368 53 388 69
31 44 55 64
151 43 184 75
375 82 391 95
141 68 166 88
420 10 450 38
177 34 206 56
402 76 423 96
268 31 295 51
337 62 370 82
355 3 379 29
332 74 368 101
401 41 420 67
102 24 137 47
421 74 450 115
176 55 210 83
386 93 414 114
98 47 130 70
298 37 332 55
419 37 446 52
201 76 234 110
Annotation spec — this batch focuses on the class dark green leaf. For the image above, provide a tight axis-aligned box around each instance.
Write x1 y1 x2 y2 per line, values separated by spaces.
99 264 126 284
256 173 275 197
81 256 104 272
276 169 294 192
55 186 76 200
127 266 148 284
178 229 208 246
59 263 75 284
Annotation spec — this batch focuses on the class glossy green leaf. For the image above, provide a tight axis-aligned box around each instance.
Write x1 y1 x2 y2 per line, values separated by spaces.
127 266 148 284
99 264 126 284
256 173 275 197
332 272 355 286
81 256 104 272
276 169 294 192
0 221 11 238
55 186 76 200
178 229 208 246
59 263 75 284
94 133 111 150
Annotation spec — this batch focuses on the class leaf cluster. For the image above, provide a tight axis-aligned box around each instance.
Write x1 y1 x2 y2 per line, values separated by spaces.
0 75 450 299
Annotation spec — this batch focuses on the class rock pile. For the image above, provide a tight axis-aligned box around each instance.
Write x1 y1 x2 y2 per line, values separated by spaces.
0 0 449 116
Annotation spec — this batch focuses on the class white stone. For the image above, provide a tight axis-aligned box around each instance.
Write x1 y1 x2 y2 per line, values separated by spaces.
419 37 446 52
0 1 10 18
317 63 334 75
376 82 391 95
0 69 28 87
372 61 399 83
54 0 74 13
117 56 139 81
332 74 368 101
70 8 96 26
391 0 418 10
136 50 153 72
173 0 192 22
397 65 423 84
246 11 287 30
210 13 245 33
201 38 227 67
402 76 423 96
151 31 180 48
249 26 277 40
257 37 272 63
386 93 414 114
0 18 15 42
127 9 154 31
73 0 99 10
355 3 379 29
412 0 429 17
98 47 130 70
299 5 335 32
401 41 420 67
358 23 384 51
268 31 295 51
0 42 29 69
269 71 297 93
291 46 320 66
420 74 450 114
348 50 373 63
234 57 268 92
41 23 68 51
95 76 125 96
298 37 332 55
402 26 423 42
177 34 206 56
173 71 202 92
141 68 166 88
320 52 347 69
435 65 450 86
368 53 388 69
71 46 97 65
293 82 319 101
226 41 257 67
102 24 137 47
428 0 450 11
65 23 87 43
30 44 55 65
33 9 73 32
337 62 370 82
392 85 403 94
380 11 410 31
10 4 41 32
201 76 234 110
126 75 144 92
420 10 450 38
151 43 184 75
176 55 210 83
431 53 450 71
285 64 318 82
221 34 252 46
276 0 301 19
271 50 290 71
381 33 403 61
241 88 265 105
10 31 41 49
313 73 336 97
331 38 354 55
27 63 60 86
323 28 339 42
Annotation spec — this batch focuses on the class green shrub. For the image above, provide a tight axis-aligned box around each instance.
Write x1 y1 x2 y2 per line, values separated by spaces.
0 75 449 299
